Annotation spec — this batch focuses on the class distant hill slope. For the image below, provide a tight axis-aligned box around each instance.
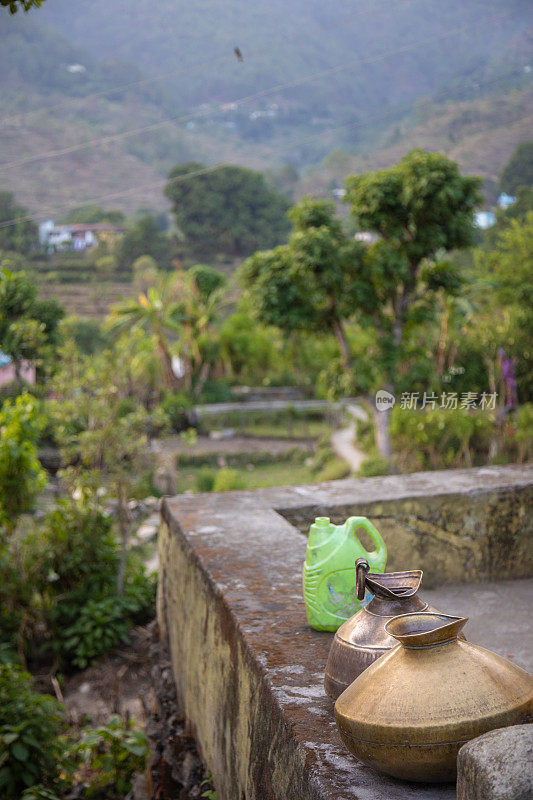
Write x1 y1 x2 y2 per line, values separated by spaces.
300 87 533 203
0 0 531 218
37 0 530 121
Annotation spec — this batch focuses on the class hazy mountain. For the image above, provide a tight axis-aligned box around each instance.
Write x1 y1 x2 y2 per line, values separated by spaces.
0 0 531 217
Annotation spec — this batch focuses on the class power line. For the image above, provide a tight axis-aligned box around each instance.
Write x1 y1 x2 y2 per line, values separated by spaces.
1 0 412 126
0 5 521 172
0 66 526 231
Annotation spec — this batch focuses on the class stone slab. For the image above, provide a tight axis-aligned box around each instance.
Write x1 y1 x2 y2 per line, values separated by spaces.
456 724 533 800
157 465 533 800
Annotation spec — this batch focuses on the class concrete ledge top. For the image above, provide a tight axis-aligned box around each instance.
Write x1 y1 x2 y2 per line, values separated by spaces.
166 464 533 520
161 464 533 799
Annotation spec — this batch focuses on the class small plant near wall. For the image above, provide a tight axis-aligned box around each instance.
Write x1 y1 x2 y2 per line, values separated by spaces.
200 772 217 799
0 664 67 799
74 715 148 799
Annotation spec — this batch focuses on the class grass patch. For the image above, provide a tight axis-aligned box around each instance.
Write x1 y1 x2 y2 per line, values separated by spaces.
177 459 316 493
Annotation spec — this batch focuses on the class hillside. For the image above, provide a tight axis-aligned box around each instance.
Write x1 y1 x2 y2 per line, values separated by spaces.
0 0 531 218
300 86 533 204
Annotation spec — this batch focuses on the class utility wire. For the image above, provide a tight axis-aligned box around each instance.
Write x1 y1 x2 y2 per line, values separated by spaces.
0 65 526 231
1 0 412 126
0 5 521 172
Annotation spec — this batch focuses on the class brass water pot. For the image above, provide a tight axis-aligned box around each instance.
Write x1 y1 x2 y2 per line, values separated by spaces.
335 612 533 782
324 561 436 700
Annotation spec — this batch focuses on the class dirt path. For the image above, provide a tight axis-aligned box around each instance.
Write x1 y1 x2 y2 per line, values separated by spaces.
330 403 367 473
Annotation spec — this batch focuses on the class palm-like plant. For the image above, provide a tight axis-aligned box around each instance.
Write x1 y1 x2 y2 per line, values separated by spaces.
108 273 185 390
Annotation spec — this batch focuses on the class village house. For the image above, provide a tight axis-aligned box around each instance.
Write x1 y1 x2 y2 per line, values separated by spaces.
38 220 124 252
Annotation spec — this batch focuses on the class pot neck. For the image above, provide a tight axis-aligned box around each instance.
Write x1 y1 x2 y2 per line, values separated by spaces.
385 613 468 649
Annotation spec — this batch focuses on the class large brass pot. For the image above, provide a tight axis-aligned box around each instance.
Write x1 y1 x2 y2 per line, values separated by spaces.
324 562 435 700
334 613 533 782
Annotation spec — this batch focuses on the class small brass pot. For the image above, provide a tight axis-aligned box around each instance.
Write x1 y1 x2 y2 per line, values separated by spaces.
324 563 435 700
334 612 533 782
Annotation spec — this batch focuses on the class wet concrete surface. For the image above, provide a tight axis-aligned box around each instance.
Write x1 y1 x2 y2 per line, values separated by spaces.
424 578 533 673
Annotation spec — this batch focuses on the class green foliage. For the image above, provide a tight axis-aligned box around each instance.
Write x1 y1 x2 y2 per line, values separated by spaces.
0 392 46 534
389 406 493 472
198 379 232 403
357 455 390 478
0 193 37 254
514 403 533 463
165 162 290 257
74 714 148 798
60 597 131 670
62 205 125 225
212 468 246 492
471 212 533 400
345 149 481 264
117 215 172 271
194 466 216 493
21 786 62 800
242 197 366 338
316 457 351 482
188 264 226 302
159 391 192 432
2 0 43 13
63 317 109 355
36 499 156 668
0 268 64 377
499 141 533 195
0 664 64 799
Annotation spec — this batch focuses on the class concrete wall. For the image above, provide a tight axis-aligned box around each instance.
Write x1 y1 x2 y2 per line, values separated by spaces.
157 464 533 800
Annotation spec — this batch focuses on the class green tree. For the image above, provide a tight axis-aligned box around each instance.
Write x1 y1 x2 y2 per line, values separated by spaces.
0 393 46 537
343 149 482 459
241 197 366 369
499 141 533 195
50 348 152 594
0 193 37 255
165 162 290 257
117 215 171 271
470 211 533 402
61 205 125 225
0 269 64 380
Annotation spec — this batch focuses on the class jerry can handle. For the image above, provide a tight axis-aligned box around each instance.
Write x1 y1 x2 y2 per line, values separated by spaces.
355 557 369 600
345 516 387 564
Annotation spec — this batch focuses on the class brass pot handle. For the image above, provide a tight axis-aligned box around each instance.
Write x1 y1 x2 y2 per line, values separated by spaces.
355 557 370 600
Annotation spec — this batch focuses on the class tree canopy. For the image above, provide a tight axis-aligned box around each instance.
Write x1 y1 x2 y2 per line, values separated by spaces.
0 192 38 254
165 162 290 257
117 215 172 271
499 141 533 195
0 268 64 378
241 197 367 367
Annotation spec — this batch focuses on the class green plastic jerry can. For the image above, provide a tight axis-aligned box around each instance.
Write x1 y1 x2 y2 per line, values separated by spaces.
303 516 387 631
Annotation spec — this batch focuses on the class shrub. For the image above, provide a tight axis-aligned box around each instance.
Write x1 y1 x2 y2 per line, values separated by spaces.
59 597 131 670
357 456 390 478
195 467 216 493
38 500 156 668
0 393 47 535
514 403 533 462
0 664 65 799
213 468 246 492
74 714 148 798
198 379 232 404
160 391 192 432
316 458 351 482
390 406 493 471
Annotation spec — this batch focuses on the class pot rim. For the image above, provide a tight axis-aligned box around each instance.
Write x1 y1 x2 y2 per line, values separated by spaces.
385 612 468 648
